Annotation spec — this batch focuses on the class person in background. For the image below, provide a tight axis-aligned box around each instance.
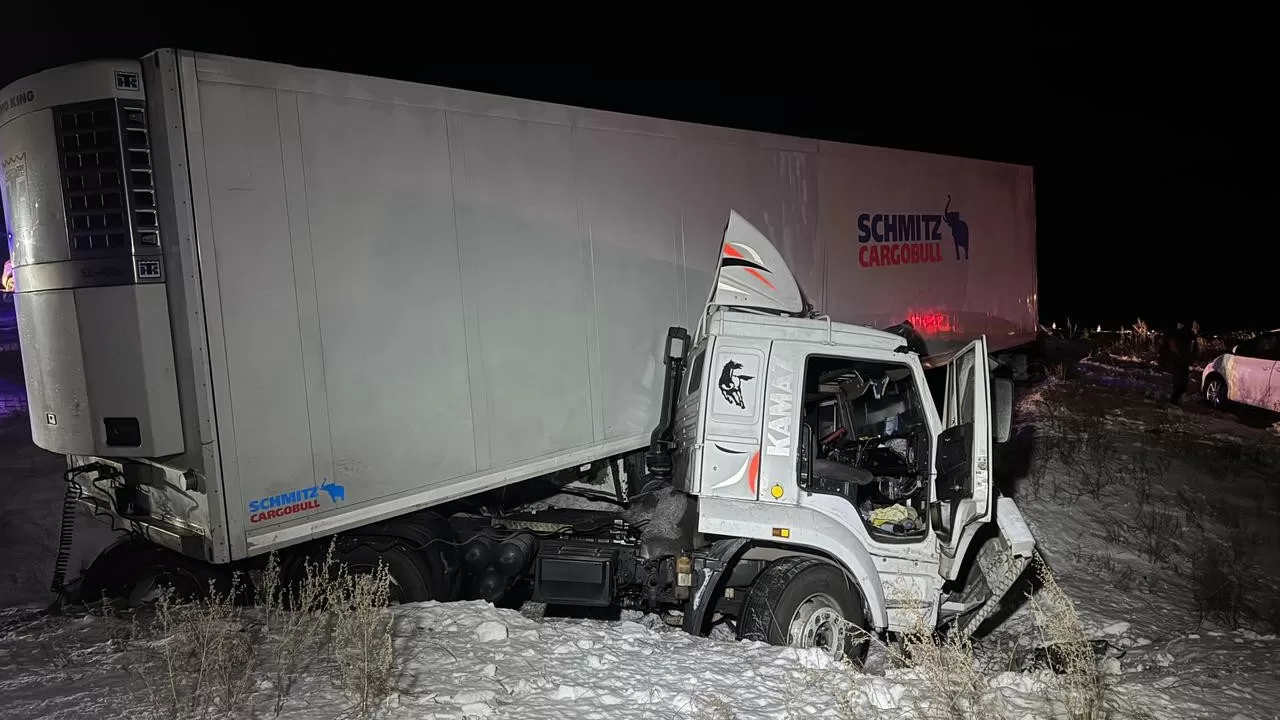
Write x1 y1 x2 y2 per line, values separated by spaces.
1160 320 1199 404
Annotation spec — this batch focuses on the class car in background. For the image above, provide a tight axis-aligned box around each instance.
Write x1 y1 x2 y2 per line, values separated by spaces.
1 259 12 293
1201 330 1280 412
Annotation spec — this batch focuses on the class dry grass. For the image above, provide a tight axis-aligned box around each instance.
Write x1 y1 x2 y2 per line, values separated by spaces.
1052 317 1242 368
136 574 258 719
1025 368 1280 639
1186 527 1271 630
1048 362 1069 382
769 557 1117 720
1027 559 1110 720
1133 508 1182 565
693 694 738 720
1125 445 1170 505
1068 434 1122 501
331 561 396 717
1103 319 1159 361
256 549 336 714
893 612 1003 719
115 540 398 719
773 599 1002 720
1167 477 1279 633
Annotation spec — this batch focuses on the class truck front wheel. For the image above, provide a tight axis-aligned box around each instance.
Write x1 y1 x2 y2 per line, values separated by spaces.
737 556 870 662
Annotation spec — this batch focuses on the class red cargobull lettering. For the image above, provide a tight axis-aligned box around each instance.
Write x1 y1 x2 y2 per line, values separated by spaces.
856 213 944 268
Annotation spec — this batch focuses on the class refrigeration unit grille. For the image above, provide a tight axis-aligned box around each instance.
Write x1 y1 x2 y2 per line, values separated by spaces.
54 99 159 257
118 101 159 249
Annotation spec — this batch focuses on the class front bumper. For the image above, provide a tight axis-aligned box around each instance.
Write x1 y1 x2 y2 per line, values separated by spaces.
996 496 1036 558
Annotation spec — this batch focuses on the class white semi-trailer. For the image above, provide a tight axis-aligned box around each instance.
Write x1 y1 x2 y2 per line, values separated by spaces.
0 50 1036 655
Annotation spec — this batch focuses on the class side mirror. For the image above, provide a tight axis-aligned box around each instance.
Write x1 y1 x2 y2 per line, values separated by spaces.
992 378 1013 444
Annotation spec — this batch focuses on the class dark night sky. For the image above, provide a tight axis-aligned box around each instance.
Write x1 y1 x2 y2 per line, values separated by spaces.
2 8 1274 333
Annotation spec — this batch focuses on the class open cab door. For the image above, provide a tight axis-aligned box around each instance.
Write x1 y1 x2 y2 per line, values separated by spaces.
932 335 994 580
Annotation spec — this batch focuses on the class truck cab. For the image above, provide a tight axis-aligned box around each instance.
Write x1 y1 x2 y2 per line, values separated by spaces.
661 213 1033 647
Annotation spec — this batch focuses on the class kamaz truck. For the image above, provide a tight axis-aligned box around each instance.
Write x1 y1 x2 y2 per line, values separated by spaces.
0 49 1036 656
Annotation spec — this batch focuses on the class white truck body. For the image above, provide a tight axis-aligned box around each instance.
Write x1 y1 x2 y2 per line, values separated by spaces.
1 52 1037 633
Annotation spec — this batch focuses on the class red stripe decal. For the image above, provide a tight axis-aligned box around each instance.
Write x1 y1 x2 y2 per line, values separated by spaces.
746 267 776 290
723 243 744 259
747 451 760 495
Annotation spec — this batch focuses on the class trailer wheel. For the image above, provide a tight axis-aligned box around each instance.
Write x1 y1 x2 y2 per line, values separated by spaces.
78 538 230 607
324 540 437 604
737 556 869 662
377 515 461 601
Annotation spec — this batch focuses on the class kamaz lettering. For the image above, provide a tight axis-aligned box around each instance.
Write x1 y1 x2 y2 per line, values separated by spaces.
856 212 945 268
766 359 794 457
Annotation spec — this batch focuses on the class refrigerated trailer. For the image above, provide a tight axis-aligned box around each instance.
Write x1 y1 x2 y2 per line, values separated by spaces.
0 50 1036 653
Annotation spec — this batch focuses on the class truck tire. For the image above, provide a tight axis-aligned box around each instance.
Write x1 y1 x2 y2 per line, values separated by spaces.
737 556 869 662
952 536 1030 640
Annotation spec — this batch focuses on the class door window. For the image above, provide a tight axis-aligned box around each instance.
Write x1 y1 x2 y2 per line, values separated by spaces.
1238 334 1280 361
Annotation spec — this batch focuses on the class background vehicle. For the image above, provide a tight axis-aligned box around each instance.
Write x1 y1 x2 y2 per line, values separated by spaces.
1201 330 1280 412
0 50 1036 652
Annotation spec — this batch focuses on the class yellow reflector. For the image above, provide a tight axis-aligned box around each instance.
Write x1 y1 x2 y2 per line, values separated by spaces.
770 484 784 499
772 527 790 538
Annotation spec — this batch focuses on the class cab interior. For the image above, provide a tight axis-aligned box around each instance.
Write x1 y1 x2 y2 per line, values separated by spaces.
798 355 931 540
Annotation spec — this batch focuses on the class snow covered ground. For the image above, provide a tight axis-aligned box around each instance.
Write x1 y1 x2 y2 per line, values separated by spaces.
0 597 1184 720
978 358 1280 720
0 350 1277 719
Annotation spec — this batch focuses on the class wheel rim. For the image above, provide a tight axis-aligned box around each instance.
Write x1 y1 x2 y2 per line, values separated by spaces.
344 563 408 605
1207 379 1223 406
787 593 848 657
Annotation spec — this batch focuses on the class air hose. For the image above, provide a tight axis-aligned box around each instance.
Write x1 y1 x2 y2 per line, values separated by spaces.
50 463 117 597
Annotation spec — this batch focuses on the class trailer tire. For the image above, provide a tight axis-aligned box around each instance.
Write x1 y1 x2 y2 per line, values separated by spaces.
78 538 230 607
737 556 869 662
327 540 437 604
376 515 460 601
